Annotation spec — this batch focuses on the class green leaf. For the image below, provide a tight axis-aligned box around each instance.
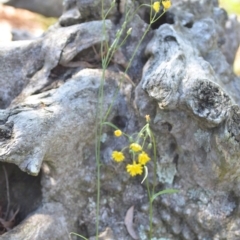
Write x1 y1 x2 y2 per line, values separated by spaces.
69 232 88 240
101 133 108 143
102 122 119 129
141 166 148 184
151 189 179 203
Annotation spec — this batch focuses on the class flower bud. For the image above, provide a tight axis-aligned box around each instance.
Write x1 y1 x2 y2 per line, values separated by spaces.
129 136 133 143
147 143 152 150
127 28 132 35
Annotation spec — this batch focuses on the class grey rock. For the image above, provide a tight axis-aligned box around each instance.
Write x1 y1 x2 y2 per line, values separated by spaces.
59 0 115 26
0 203 69 240
0 68 133 240
11 29 35 41
2 0 63 17
0 0 240 239
89 227 116 240
0 39 41 109
0 20 112 109
136 1 240 239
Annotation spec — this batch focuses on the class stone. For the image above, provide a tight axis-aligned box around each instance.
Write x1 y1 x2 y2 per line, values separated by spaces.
0 0 240 239
0 20 112 109
2 0 63 17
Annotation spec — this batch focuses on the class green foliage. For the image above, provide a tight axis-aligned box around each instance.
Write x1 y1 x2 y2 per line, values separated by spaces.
69 232 88 240
151 189 179 203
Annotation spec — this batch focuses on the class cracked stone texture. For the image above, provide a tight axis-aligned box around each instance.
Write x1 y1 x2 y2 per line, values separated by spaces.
0 20 112 109
0 0 240 239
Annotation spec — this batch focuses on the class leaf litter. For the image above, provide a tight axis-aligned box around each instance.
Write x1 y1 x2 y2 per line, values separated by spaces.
0 165 19 235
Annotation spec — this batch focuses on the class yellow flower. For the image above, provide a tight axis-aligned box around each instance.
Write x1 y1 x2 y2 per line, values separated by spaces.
126 161 143 176
152 1 160 13
114 130 122 137
130 143 142 152
112 151 125 162
138 152 151 165
162 0 171 11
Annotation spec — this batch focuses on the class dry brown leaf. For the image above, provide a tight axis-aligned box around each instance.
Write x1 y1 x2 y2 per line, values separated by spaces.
119 72 136 86
124 205 139 240
0 207 19 234
0 217 14 230
8 207 20 222
113 49 128 69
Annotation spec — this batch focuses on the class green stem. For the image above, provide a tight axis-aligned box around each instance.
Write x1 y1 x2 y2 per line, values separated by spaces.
141 135 148 149
103 1 168 121
95 69 107 239
69 232 88 240
94 1 109 238
151 130 157 195
105 9 132 67
103 18 153 122
148 127 157 239
145 178 153 239
95 1 169 239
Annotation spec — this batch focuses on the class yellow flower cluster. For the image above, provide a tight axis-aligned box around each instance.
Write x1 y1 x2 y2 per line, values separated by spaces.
111 118 152 177
112 133 151 176
152 0 171 13
125 149 151 176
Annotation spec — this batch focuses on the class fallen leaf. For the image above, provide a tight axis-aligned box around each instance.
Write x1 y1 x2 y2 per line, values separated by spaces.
0 217 14 230
119 72 136 86
113 49 128 69
0 207 19 234
124 205 138 240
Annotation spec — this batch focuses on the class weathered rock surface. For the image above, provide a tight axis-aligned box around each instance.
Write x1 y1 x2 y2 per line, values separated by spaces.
2 0 63 17
59 0 115 26
0 20 112 109
0 0 240 239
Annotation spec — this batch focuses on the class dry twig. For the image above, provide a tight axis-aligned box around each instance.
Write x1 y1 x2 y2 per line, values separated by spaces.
2 165 10 220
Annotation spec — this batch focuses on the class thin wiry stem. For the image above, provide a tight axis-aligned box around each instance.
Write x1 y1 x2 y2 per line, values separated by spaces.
95 1 169 239
2 165 10 220
145 177 153 239
94 0 109 238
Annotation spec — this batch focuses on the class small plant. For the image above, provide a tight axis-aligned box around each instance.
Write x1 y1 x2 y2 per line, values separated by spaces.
106 115 178 239
71 1 176 239
110 115 152 179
